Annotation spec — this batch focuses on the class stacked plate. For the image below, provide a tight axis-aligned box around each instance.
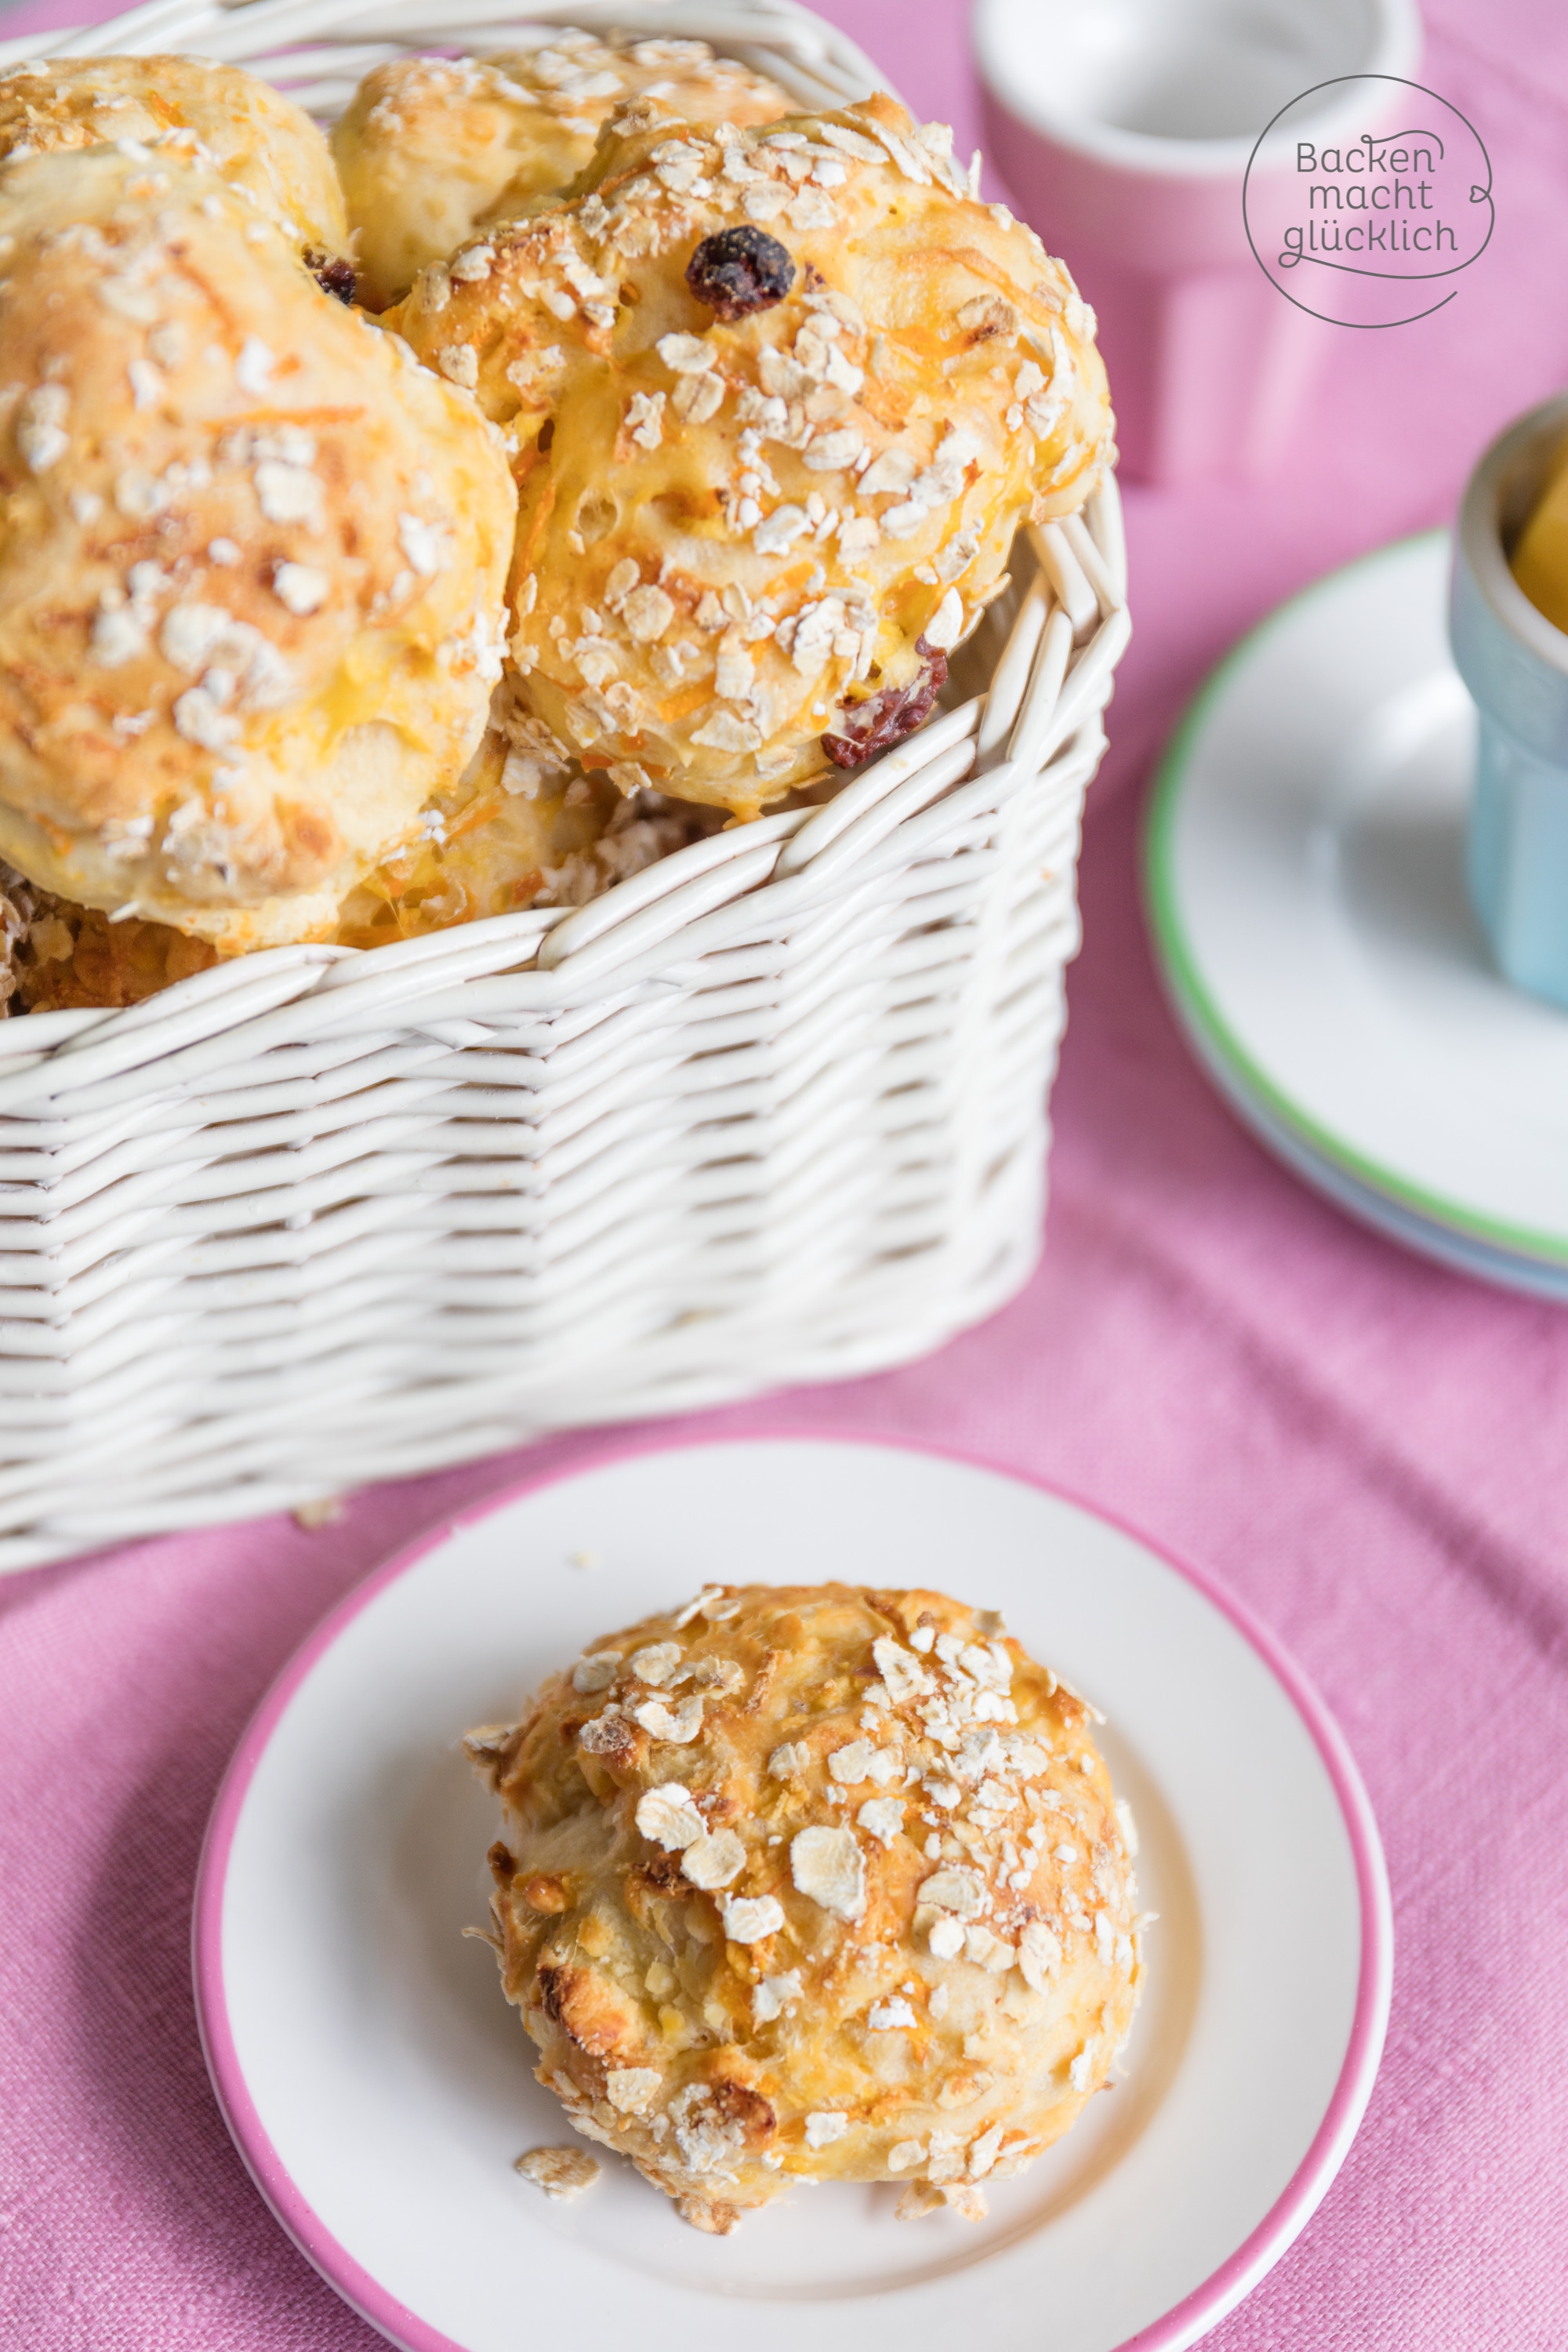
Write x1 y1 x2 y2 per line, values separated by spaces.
1146 530 1568 1301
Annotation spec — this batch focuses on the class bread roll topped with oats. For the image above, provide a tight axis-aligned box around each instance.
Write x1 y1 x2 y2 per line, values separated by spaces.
330 717 724 949
334 33 789 313
395 92 1113 818
0 53 348 265
0 142 514 949
466 1582 1143 2234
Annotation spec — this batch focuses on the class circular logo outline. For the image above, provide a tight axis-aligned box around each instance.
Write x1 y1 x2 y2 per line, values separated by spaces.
1243 74 1494 330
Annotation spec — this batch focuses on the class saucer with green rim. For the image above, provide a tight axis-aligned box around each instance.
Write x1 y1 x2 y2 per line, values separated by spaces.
1145 528 1568 1296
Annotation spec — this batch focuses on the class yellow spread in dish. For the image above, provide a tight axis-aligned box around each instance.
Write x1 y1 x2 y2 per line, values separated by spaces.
1511 441 1568 636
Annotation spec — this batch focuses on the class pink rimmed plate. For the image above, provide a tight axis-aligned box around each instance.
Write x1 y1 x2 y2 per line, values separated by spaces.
194 1435 1391 2352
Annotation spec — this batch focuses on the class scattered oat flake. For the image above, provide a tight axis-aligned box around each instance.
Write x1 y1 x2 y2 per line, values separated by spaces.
572 1652 619 1693
672 1586 723 1629
578 1708 629 1755
514 2146 600 2198
752 1969 802 2024
691 710 761 753
867 1997 916 2031
872 1636 931 1702
656 331 713 374
769 1740 810 1779
271 561 328 617
923 586 964 650
437 343 478 389
626 390 665 450
681 1828 746 1889
920 1867 985 1916
633 1693 704 1743
629 1641 683 1686
754 503 810 556
858 1797 904 1845
234 336 274 394
692 1657 745 1694
1018 1920 1062 1991
820 122 886 163
636 1783 704 1849
622 585 674 642
720 1893 784 1943
605 2067 662 2114
463 1722 515 1762
666 360 722 423
292 1495 343 1528
895 2180 946 2220
804 2111 848 2150
89 606 147 667
245 458 318 532
397 512 445 577
790 1824 866 1920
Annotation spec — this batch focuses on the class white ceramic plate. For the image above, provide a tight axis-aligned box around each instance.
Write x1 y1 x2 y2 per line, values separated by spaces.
1146 530 1568 1279
1178 996 1568 1302
194 1436 1390 2352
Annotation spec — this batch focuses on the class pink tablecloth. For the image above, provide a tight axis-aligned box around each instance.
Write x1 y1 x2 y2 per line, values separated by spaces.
4 2 1568 2343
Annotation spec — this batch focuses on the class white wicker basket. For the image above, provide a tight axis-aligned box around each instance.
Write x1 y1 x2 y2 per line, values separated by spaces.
0 0 1131 1573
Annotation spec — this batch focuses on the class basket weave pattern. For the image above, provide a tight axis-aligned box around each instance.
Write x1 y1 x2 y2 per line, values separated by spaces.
0 0 1131 1570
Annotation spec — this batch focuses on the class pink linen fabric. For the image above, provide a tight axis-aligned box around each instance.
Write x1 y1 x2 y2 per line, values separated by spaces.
3 2 1568 2343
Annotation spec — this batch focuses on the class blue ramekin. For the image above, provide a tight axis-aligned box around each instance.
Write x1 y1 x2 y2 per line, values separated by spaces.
1451 393 1568 1010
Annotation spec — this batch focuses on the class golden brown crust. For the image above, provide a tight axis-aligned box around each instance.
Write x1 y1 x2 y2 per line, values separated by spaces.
0 865 218 1011
0 54 347 256
466 1582 1143 2230
396 94 1113 816
0 738 724 1002
332 689 724 946
332 36 789 312
0 143 515 947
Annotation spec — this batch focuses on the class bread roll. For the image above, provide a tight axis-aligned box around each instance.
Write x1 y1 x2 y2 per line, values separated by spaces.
467 1582 1142 2234
333 34 788 311
397 95 1113 816
334 695 724 946
2 731 722 999
0 53 347 260
0 143 515 949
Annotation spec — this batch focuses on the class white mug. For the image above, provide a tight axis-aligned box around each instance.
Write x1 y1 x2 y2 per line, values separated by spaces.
974 0 1424 485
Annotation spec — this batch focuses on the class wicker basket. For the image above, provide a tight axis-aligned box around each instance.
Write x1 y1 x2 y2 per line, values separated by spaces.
0 0 1131 1573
